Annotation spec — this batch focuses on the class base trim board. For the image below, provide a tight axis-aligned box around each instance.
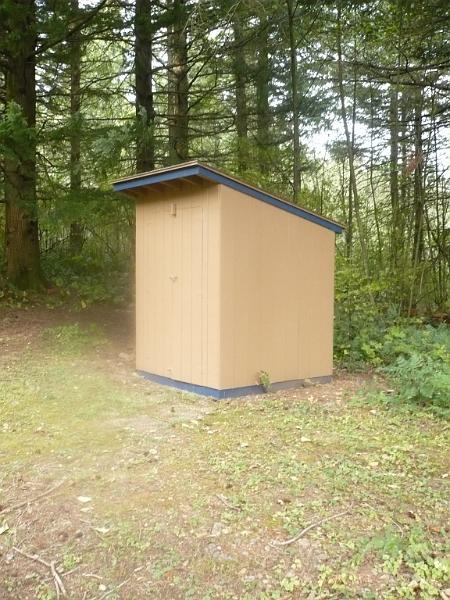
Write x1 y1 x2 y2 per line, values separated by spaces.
137 371 332 399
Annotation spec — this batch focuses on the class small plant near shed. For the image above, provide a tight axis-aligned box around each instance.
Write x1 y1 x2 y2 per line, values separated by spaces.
257 370 271 392
36 584 55 600
62 552 82 571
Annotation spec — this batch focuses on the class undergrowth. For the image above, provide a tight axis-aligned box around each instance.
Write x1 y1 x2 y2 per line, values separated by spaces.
335 265 450 416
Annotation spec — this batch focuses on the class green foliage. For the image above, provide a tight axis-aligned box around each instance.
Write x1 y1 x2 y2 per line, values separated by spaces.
62 552 82 571
258 370 271 392
334 261 399 367
335 262 450 414
0 102 36 168
0 285 34 309
42 248 131 307
347 324 450 415
358 526 450 598
382 353 450 415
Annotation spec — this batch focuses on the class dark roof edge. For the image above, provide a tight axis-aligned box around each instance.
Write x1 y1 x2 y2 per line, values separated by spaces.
112 162 344 234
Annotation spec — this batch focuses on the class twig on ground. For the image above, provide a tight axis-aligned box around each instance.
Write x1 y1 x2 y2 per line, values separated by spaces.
13 546 67 597
96 578 129 600
50 561 67 597
215 493 241 512
61 565 80 577
82 573 103 580
0 480 65 516
270 509 350 547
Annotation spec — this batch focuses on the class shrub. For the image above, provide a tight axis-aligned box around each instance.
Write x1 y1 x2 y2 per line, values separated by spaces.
382 352 450 415
334 258 450 414
42 248 131 307
334 262 398 368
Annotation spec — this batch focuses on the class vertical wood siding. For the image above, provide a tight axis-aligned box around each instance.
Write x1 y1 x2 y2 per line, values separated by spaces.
136 179 335 393
218 184 335 389
135 181 221 388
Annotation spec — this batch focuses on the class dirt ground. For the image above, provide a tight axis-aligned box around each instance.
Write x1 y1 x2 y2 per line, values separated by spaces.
0 305 448 599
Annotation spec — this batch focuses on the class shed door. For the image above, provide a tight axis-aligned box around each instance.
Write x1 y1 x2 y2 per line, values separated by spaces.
143 203 204 384
168 204 203 383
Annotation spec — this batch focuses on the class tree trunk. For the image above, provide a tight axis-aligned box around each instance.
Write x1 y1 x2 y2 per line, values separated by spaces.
346 164 353 259
286 0 301 201
369 85 383 268
399 88 409 273
412 89 424 266
256 17 270 173
135 0 155 172
336 5 370 281
4 0 44 290
232 17 248 173
69 0 84 256
408 88 425 314
167 0 189 164
389 83 400 268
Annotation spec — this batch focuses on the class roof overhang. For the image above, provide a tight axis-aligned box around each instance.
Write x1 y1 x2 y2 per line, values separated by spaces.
112 161 344 234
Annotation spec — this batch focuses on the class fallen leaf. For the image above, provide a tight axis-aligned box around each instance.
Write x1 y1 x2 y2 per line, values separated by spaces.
77 496 92 503
94 526 110 534
0 523 9 535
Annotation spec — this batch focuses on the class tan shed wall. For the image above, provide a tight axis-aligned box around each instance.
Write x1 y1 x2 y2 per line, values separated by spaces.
135 181 222 388
218 184 335 389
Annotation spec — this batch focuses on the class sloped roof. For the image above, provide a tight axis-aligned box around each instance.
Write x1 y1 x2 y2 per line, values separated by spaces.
112 161 344 234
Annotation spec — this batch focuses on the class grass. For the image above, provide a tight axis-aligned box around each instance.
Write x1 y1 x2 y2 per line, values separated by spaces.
0 315 449 599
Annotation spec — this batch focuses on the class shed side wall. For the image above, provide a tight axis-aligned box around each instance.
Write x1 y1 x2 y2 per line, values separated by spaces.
218 184 335 389
136 181 221 388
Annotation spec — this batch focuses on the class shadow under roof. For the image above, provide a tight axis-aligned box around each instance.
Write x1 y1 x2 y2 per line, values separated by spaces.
112 161 344 234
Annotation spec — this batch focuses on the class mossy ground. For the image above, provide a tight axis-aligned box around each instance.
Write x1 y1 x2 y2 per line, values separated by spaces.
0 307 449 599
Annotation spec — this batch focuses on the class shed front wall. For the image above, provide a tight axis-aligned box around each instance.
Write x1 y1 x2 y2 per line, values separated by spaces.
218 184 335 390
135 181 221 389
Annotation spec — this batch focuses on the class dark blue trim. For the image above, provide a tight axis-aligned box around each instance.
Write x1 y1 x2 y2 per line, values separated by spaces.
113 164 343 234
137 370 332 399
113 165 201 192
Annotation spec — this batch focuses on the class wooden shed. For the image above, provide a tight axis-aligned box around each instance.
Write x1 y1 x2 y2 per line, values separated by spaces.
113 161 344 399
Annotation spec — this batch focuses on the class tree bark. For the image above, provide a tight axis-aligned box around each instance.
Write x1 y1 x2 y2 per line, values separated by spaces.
167 0 189 164
389 83 400 268
4 0 44 290
69 0 84 256
369 85 383 268
256 17 270 173
399 88 409 271
412 89 424 267
286 0 301 201
336 5 370 281
135 0 155 172
232 17 248 173
408 88 425 314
